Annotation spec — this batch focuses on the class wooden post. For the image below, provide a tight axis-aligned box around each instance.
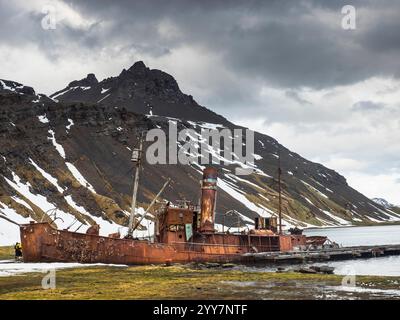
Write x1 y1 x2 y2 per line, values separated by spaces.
0 213 21 226
278 147 283 235
128 135 143 237
132 178 171 232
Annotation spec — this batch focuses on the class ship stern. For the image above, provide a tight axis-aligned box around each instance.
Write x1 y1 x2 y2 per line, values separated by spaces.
20 222 53 262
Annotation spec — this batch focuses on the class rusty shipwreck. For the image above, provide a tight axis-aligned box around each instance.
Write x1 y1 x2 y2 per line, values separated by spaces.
19 164 320 265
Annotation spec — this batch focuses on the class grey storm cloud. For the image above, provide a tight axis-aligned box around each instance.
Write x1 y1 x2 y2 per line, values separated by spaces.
285 90 312 105
45 0 400 88
352 101 385 111
2 0 400 88
1 0 400 202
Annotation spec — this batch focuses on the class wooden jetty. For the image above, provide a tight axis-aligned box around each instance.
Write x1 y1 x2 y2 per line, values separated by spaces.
243 244 400 264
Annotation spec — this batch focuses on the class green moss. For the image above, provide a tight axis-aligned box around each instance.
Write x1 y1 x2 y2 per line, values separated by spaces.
0 265 399 300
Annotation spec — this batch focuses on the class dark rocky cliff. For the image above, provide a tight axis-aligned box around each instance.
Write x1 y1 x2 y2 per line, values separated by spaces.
1 63 399 243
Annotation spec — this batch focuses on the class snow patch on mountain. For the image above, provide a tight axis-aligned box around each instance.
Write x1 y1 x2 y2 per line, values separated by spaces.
4 172 77 230
11 196 33 211
97 93 111 103
321 210 351 225
48 129 66 158
218 178 263 214
51 87 73 101
301 180 329 199
30 159 64 193
372 198 393 209
38 114 49 124
64 195 122 236
65 163 96 193
66 119 74 131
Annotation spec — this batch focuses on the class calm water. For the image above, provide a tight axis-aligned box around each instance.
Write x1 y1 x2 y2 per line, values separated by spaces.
302 225 400 276
240 225 400 276
304 224 400 247
313 256 400 277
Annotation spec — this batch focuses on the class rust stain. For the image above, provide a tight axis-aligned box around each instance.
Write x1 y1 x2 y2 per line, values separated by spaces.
20 167 309 265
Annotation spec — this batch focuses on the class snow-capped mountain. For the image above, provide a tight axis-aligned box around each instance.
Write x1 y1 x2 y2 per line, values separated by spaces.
372 198 393 209
372 198 400 215
50 61 228 124
0 79 35 96
1 62 400 245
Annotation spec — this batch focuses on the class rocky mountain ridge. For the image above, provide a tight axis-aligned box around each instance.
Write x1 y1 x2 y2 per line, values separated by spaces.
1 62 399 245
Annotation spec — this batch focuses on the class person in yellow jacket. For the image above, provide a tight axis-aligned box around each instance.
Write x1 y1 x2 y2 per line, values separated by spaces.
14 242 22 261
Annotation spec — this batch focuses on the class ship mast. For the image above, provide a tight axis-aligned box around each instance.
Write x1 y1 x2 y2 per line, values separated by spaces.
0 212 21 226
278 146 283 235
127 134 144 237
131 178 171 232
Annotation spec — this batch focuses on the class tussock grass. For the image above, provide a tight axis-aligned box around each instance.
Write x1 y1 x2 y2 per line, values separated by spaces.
0 264 399 300
0 246 13 260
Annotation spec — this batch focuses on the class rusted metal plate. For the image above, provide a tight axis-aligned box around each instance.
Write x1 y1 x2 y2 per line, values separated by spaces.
199 167 218 232
306 236 328 246
19 167 306 265
20 222 297 265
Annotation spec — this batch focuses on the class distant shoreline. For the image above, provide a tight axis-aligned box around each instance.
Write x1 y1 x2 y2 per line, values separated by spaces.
304 221 400 231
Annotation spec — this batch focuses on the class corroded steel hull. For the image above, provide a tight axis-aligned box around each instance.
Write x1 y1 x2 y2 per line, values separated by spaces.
20 222 296 265
306 236 328 246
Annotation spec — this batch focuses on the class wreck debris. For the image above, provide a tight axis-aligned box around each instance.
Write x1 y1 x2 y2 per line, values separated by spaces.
19 164 400 265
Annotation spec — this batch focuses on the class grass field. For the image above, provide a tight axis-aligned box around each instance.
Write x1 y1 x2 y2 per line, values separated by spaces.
1 262 399 300
0 246 13 260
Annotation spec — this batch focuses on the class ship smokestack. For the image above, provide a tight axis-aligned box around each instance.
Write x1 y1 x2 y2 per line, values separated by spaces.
199 167 218 232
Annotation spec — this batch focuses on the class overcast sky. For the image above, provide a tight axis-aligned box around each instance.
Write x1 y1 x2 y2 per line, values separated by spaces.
1 0 399 205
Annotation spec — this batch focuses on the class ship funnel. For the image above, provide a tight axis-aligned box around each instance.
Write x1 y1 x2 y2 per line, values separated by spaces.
199 167 218 232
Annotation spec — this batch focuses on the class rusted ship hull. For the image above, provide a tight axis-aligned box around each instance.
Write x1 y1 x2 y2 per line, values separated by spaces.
306 236 328 246
20 167 311 265
20 222 297 265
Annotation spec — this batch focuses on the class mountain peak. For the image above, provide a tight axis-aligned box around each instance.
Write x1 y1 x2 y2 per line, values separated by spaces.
49 62 230 123
128 61 148 73
86 73 98 83
372 198 393 209
118 61 150 78
0 79 36 96
68 73 98 88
